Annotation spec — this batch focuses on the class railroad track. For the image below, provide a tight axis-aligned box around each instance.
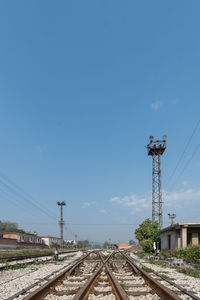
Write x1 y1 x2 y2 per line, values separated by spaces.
3 250 199 300
0 249 79 263
16 250 197 300
122 251 200 300
2 251 89 300
0 250 80 271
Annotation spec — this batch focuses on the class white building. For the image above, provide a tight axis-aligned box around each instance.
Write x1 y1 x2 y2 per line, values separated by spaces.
41 236 61 247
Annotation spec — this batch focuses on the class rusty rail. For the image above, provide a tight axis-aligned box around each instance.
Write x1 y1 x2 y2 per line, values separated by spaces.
14 250 188 300
14 252 90 300
73 263 104 300
73 261 129 300
123 251 200 299
154 271 200 300
105 263 129 300
0 249 79 262
120 252 183 300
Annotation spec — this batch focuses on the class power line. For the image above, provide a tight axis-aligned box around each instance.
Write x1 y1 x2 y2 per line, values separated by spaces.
0 171 58 219
65 223 140 226
166 119 200 188
168 143 200 191
0 173 57 221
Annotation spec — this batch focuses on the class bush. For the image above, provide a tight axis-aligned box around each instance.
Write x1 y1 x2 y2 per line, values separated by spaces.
161 246 200 265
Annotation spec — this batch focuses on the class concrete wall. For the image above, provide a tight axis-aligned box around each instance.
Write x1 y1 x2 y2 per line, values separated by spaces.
161 230 179 250
0 238 17 249
192 232 199 246
16 243 47 249
161 227 200 250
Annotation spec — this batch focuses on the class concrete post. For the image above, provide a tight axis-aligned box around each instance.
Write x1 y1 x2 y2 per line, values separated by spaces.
181 227 187 248
177 236 181 249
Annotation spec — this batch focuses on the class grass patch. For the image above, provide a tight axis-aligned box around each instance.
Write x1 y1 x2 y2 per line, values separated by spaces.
147 259 168 268
136 252 150 259
160 271 169 274
159 263 168 268
142 265 153 273
0 249 53 259
175 267 200 278
102 254 110 259
120 281 128 290
73 268 81 276
33 260 49 266
160 273 169 279
31 267 38 271
4 263 27 270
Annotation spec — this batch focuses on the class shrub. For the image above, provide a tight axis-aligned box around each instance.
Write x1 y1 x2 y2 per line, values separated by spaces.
161 246 200 265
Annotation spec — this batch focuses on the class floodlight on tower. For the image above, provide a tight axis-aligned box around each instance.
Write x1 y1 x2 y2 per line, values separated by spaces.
149 136 154 143
163 135 167 141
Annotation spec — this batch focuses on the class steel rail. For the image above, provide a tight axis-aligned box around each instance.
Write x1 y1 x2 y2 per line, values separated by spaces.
73 263 104 300
105 263 129 300
0 259 52 272
123 252 200 300
120 251 182 300
6 250 191 300
7 252 90 300
0 251 79 271
73 262 129 300
22 250 127 300
154 271 200 300
0 249 79 262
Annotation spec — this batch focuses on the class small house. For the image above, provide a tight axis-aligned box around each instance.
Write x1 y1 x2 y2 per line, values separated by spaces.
160 222 200 250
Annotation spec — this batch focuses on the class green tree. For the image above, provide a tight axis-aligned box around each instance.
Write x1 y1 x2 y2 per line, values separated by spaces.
135 218 160 252
0 221 27 234
76 240 90 248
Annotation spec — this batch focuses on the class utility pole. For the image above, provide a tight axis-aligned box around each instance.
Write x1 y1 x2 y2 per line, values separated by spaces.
57 201 66 250
145 135 167 228
168 213 176 226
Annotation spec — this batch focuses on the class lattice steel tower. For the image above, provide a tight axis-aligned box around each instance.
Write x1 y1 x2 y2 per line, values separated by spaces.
57 201 66 249
145 136 167 228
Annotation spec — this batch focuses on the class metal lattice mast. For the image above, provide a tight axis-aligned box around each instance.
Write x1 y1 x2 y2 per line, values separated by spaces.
146 136 167 228
57 201 66 249
152 152 162 227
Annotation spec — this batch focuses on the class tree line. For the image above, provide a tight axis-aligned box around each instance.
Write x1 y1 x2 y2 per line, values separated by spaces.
0 221 27 235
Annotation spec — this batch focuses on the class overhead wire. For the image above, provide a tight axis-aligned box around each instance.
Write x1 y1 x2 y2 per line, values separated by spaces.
0 171 58 220
0 177 56 221
0 171 75 240
165 119 200 189
65 223 140 226
167 143 200 192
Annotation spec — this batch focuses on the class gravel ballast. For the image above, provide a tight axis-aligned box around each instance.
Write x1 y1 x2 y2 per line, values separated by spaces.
130 252 200 298
0 251 83 300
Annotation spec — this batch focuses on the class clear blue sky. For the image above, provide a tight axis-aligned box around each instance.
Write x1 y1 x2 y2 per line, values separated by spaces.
0 1 200 244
